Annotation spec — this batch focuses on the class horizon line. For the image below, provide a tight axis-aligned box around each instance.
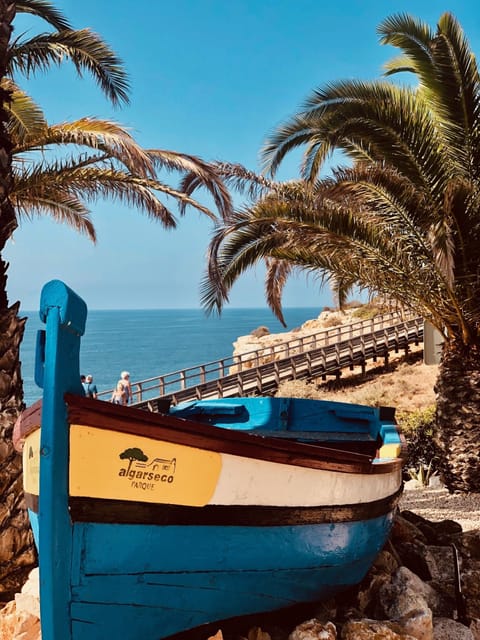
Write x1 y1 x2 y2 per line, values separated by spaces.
22 305 323 313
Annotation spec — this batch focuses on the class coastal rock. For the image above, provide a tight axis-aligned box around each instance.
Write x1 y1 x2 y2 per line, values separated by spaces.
470 618 480 640
459 531 480 559
462 563 480 621
3 510 480 640
230 309 358 373
341 618 417 639
289 618 337 639
397 608 433 640
395 541 433 581
377 568 434 626
0 568 40 640
433 617 474 639
391 515 428 544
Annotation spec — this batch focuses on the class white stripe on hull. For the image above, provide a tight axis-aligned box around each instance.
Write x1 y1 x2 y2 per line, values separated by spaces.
209 453 401 507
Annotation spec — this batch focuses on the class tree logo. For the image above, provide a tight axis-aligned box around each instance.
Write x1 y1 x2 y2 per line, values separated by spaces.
119 447 148 474
118 447 176 491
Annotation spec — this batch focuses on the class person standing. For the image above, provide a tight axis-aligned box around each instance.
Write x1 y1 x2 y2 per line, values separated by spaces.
111 380 127 405
119 371 133 404
84 374 98 399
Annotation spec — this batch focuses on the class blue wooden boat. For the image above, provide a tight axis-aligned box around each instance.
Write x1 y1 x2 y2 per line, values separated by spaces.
14 280 404 640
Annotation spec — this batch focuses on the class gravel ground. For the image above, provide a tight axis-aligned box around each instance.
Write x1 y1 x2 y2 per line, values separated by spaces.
399 485 480 531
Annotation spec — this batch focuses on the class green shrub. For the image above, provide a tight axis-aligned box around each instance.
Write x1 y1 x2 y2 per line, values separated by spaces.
398 406 439 482
351 303 386 320
322 314 344 328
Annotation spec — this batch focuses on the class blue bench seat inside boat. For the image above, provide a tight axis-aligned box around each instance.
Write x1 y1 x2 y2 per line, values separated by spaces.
169 397 387 456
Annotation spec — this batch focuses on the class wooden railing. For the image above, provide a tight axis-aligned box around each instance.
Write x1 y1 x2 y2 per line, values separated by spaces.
97 311 423 407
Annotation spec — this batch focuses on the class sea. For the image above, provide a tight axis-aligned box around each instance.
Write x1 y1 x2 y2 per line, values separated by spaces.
20 307 321 406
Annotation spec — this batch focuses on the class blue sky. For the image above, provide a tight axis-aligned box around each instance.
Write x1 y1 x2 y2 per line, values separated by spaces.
5 0 480 311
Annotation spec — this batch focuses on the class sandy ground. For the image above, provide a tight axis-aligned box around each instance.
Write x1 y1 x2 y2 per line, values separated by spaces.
399 486 480 531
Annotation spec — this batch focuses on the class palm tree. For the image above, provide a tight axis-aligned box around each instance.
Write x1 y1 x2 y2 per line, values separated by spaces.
0 1 230 601
200 13 480 493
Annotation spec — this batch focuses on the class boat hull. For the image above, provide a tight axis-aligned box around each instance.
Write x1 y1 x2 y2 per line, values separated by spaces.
21 396 401 639
25 503 397 640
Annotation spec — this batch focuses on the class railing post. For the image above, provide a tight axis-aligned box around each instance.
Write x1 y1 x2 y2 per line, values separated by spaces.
256 367 262 393
291 357 297 380
237 373 244 395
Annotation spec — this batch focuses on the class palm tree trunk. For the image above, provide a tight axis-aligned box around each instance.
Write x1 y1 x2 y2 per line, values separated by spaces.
435 342 480 492
0 0 37 604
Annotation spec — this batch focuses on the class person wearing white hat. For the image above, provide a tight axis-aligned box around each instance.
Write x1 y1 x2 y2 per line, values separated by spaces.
84 374 98 399
119 371 132 404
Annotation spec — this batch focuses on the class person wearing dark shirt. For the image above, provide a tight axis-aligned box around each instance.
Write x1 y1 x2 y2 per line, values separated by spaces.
84 374 98 399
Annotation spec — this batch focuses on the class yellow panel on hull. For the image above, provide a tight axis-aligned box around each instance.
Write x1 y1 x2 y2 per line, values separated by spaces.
69 425 222 506
23 429 40 496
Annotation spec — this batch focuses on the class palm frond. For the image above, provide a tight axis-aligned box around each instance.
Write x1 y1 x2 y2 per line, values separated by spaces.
9 29 129 106
13 184 96 241
2 78 47 142
262 115 333 178
14 118 154 177
382 54 416 76
431 14 480 174
207 11 480 343
264 259 292 326
14 154 225 226
377 12 435 80
263 79 450 190
16 0 72 30
378 12 480 177
148 151 233 219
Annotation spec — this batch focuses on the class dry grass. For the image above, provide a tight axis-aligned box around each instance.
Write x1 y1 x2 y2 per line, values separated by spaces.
276 346 438 415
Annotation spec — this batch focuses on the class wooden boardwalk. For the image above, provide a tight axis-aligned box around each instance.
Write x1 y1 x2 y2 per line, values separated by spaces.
98 312 424 409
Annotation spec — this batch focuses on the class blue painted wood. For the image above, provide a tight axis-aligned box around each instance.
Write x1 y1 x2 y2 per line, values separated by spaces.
170 396 382 439
75 519 393 573
37 280 87 640
64 515 393 640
